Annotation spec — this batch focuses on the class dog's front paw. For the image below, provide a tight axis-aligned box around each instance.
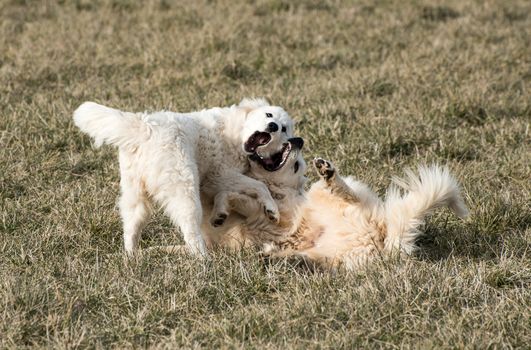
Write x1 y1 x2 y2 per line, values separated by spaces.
210 212 228 227
313 157 336 181
264 206 280 224
187 237 208 258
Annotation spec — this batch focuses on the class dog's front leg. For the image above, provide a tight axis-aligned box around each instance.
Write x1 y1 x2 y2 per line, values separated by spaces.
163 190 207 256
155 172 208 256
219 172 280 223
210 191 263 227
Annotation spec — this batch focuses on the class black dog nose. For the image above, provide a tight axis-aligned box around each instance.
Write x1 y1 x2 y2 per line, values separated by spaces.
266 122 279 133
288 137 304 150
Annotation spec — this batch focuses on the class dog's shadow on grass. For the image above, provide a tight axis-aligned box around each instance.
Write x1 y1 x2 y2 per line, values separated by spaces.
415 221 520 263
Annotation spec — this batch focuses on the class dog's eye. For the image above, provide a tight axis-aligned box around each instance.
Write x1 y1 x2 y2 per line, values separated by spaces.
294 161 299 173
266 113 273 118
282 126 287 132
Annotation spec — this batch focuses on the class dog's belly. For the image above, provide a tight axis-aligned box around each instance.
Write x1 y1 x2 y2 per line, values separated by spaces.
273 183 385 264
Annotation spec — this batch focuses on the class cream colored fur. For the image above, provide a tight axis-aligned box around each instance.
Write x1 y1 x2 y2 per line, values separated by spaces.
73 98 297 256
210 156 468 270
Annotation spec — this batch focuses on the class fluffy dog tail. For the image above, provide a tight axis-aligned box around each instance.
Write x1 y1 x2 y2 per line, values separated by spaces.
73 102 151 151
383 165 468 254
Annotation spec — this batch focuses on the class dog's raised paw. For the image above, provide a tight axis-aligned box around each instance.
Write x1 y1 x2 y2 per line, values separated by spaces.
313 157 335 181
210 213 228 227
265 207 280 224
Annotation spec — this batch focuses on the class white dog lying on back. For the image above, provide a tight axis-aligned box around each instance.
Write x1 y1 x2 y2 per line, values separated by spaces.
74 98 296 255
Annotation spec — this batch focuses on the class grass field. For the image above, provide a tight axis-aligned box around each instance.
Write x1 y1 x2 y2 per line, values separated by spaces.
1 0 530 348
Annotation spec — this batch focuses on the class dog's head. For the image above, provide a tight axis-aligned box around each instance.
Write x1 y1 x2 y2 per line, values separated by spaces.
238 98 306 189
248 135 307 190
240 98 297 172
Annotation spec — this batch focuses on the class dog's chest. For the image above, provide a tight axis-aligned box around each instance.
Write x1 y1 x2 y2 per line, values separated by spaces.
196 131 247 177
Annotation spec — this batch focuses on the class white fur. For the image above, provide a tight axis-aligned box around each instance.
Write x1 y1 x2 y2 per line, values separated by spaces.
73 99 296 255
74 102 151 150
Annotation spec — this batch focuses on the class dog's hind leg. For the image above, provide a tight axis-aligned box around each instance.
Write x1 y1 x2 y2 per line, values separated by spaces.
119 170 152 254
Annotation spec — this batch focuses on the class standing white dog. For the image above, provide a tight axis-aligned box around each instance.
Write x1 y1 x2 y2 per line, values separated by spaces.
73 98 296 255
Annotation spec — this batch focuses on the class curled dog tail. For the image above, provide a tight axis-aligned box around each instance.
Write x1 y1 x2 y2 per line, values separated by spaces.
383 165 468 254
73 102 151 151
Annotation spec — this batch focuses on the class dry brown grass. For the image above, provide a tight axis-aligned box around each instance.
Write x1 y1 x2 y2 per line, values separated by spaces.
1 0 530 348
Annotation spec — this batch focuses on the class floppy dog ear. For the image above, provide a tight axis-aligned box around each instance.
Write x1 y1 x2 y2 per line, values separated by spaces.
239 98 270 110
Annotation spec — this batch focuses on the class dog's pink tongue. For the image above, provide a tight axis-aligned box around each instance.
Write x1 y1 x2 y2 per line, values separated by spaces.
262 158 274 166
257 134 270 145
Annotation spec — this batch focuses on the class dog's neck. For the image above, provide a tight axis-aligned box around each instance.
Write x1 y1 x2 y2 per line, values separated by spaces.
261 177 307 216
267 179 306 198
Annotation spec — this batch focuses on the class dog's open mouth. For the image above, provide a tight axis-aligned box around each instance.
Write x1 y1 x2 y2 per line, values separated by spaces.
245 132 302 172
249 142 292 172
244 131 272 153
